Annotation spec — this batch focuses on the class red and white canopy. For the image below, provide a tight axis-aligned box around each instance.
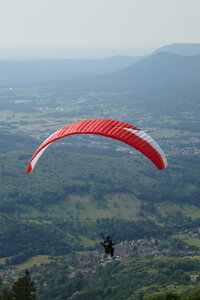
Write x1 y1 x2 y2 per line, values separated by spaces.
27 119 167 172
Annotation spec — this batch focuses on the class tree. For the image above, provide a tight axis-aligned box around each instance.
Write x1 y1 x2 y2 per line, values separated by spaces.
10 270 37 300
145 292 181 300
0 288 13 300
184 289 200 300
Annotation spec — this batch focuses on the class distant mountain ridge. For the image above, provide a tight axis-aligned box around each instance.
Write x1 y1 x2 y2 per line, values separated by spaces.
153 43 200 56
59 52 200 91
0 43 200 88
0 55 143 87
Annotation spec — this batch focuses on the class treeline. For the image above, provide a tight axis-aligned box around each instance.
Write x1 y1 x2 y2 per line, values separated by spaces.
95 218 171 240
158 211 200 232
144 290 200 300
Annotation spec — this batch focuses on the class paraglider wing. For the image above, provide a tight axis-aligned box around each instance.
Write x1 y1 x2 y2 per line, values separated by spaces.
26 119 167 173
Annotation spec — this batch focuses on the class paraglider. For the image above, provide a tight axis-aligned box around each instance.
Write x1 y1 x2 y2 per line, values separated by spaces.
101 233 115 257
26 118 167 173
26 119 167 257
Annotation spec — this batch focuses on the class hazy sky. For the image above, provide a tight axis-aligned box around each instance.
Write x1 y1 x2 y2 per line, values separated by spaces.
0 0 199 59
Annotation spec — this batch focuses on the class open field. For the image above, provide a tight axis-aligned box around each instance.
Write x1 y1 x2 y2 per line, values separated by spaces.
15 255 52 271
16 194 200 223
184 239 200 249
156 202 200 219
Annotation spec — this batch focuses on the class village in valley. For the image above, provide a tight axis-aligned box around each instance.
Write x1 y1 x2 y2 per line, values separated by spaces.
1 226 200 287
